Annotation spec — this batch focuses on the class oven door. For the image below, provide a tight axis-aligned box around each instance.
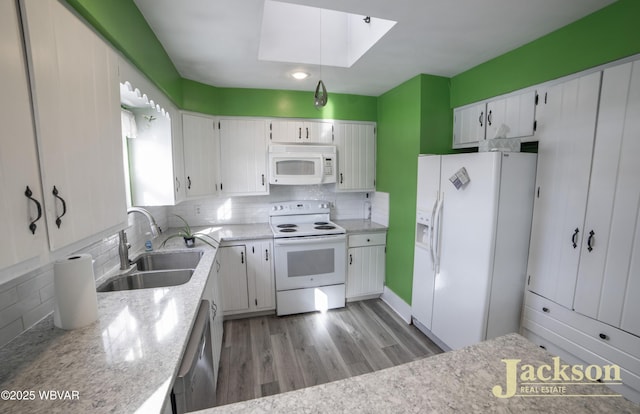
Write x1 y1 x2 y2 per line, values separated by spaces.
274 234 346 290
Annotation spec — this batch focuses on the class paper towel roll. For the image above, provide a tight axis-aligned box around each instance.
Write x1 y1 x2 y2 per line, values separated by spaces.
53 254 98 330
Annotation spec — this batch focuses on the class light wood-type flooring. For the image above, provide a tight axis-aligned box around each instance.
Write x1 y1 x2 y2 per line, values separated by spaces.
215 299 443 407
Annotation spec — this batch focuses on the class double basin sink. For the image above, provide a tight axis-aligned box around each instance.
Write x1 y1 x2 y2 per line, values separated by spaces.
97 251 203 292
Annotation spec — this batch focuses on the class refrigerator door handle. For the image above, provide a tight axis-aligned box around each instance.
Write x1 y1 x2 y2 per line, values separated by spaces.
429 195 438 267
433 194 444 273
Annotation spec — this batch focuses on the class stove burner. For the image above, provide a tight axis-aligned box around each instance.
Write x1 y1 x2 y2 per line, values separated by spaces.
280 228 297 233
315 225 336 230
277 224 297 228
314 222 329 225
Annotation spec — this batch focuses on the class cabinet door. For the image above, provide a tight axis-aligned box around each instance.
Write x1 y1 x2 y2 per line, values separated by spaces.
573 61 640 337
269 120 304 143
336 123 376 192
246 240 275 311
171 111 187 204
218 246 249 313
269 120 333 143
526 72 601 308
23 0 126 250
486 91 536 139
0 0 46 269
346 245 385 299
305 121 333 143
453 103 486 148
182 114 219 198
219 119 269 195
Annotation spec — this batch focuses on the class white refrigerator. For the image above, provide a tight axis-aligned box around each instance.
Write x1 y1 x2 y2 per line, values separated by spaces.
411 152 537 350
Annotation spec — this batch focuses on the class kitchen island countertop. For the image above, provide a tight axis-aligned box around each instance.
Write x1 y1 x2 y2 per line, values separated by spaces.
195 333 638 413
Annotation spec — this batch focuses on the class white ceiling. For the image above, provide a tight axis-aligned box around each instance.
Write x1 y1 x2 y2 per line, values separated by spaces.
133 0 616 97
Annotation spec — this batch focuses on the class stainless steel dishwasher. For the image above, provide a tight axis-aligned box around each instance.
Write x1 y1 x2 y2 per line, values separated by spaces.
171 300 216 414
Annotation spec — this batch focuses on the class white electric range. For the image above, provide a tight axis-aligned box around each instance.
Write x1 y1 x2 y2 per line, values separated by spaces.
269 201 346 316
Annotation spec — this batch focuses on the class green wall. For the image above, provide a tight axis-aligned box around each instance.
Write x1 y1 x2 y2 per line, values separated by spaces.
65 0 183 105
451 0 640 107
182 79 377 121
377 75 452 304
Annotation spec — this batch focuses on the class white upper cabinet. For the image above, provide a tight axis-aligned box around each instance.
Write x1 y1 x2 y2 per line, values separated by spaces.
22 0 127 250
269 120 333 143
525 72 602 308
219 119 269 196
486 91 537 140
182 113 220 199
573 61 640 337
453 90 537 148
453 103 486 148
0 0 46 271
335 122 376 192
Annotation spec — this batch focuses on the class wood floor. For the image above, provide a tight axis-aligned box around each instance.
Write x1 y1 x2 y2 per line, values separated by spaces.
215 299 443 407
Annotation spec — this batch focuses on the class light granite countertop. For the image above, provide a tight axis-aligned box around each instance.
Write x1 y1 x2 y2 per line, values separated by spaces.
196 333 638 414
334 219 387 233
0 230 223 414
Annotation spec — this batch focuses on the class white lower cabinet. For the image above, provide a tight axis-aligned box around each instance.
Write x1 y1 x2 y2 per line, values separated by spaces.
521 291 640 403
346 232 386 300
219 240 275 315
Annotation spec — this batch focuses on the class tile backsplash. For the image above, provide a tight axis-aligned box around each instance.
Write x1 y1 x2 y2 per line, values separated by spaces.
0 187 371 348
168 185 372 227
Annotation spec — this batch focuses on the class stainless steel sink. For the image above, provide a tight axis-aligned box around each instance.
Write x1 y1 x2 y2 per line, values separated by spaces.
97 251 203 292
97 269 195 292
132 251 203 271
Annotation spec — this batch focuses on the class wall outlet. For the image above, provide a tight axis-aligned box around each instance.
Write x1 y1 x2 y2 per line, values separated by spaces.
194 205 201 215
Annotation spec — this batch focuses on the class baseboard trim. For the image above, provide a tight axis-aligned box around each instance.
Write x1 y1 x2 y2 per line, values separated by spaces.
380 286 412 324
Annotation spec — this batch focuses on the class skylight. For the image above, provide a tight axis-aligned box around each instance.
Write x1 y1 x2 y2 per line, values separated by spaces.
258 0 396 68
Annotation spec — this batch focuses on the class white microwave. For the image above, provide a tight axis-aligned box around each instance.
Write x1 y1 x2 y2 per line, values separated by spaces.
268 144 337 185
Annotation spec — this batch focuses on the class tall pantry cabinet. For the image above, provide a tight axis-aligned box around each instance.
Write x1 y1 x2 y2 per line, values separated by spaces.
522 61 640 403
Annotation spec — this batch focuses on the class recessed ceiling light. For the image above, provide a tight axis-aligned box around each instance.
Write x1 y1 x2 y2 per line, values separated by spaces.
291 71 310 80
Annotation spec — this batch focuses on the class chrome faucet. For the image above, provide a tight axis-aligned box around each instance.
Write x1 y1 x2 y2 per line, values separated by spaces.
118 207 162 270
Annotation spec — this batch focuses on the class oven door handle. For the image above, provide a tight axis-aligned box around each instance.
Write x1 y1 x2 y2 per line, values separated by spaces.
274 234 346 245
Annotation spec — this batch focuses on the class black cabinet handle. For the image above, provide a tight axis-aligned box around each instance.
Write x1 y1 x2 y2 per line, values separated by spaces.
599 333 608 340
240 251 244 264
542 307 550 313
25 186 43 235
306 127 309 139
571 228 579 249
187 176 192 190
479 111 484 127
298 127 302 139
340 173 344 184
349 254 353 265
261 174 265 186
487 110 493 126
587 230 595 252
539 345 547 350
265 249 269 261
52 186 67 229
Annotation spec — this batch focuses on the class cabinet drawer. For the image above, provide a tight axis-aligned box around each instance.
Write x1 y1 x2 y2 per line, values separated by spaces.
521 326 640 403
525 291 640 359
348 232 386 247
